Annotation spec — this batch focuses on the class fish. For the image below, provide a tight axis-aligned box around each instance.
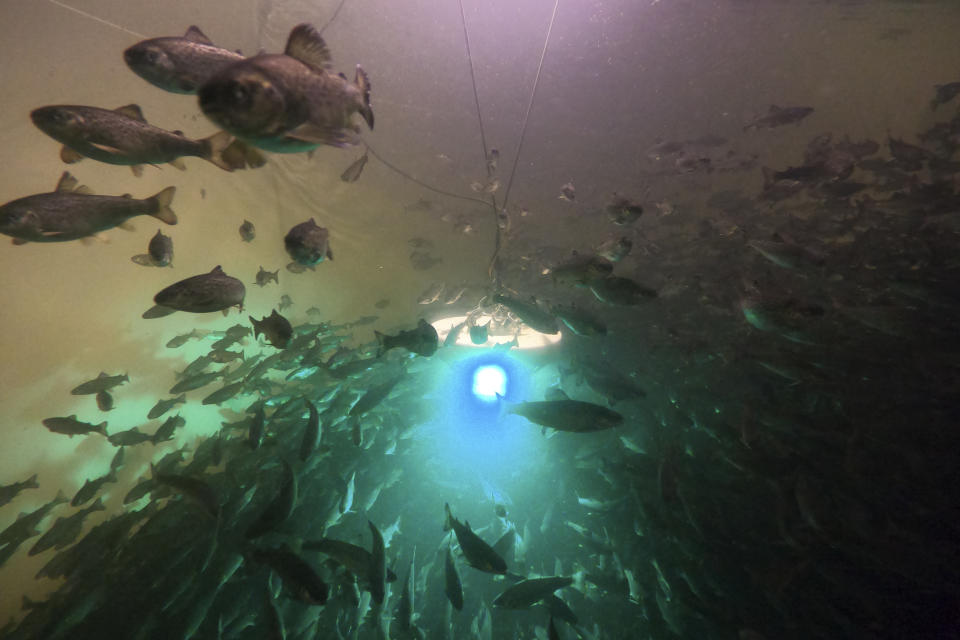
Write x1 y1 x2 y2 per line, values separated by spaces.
930 81 960 110
124 26 245 94
0 474 39 509
605 194 643 225
744 104 814 131
246 460 297 539
340 151 368 182
250 309 294 349
589 276 657 306
147 394 187 419
254 267 279 287
369 520 387 605
201 381 245 405
107 427 153 447
549 254 614 287
0 490 67 547
595 236 633 262
208 349 244 363
559 181 575 201
552 305 608 337
31 104 235 173
748 235 825 269
279 294 294 311
284 218 333 270
165 330 202 348
144 265 245 318
71 372 129 396
375 319 439 357
443 503 507 574
28 498 106 556
302 538 398 585
153 469 220 519
151 414 186 444
42 415 107 437
417 281 446 304
395 551 415 632
0 172 175 244
444 545 464 611
132 229 175 267
507 400 623 433
198 23 373 153
70 469 116 507
492 576 575 609
239 219 256 242
249 546 328 605
249 403 266 450
300 400 321 461
493 294 559 334
469 324 489 345
95 390 114 412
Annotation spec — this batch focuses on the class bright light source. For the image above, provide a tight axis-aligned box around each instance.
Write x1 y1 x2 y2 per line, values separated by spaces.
431 315 562 350
472 365 506 401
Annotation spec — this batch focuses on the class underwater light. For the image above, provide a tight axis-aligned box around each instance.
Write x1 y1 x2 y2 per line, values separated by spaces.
432 315 562 350
472 365 507 401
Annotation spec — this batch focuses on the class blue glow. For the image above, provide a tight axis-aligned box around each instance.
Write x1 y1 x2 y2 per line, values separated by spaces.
420 350 541 478
472 365 507 401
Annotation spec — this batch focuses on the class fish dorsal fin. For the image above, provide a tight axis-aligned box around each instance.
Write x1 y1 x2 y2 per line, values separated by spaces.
97 372 108 378
115 104 146 122
284 23 332 72
55 171 78 192
210 265 224 274
184 25 214 45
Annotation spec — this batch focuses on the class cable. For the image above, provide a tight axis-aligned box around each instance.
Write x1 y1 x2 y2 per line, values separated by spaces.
500 0 561 214
363 143 494 208
319 0 349 34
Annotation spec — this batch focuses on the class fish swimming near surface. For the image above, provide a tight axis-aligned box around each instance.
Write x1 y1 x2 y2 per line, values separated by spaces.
132 229 174 267
71 372 129 396
254 266 279 287
198 23 373 153
284 218 333 271
124 26 245 94
42 415 108 437
743 104 814 131
239 219 255 241
0 172 175 244
31 104 236 174
375 319 438 357
493 294 559 335
250 309 293 349
144 265 245 318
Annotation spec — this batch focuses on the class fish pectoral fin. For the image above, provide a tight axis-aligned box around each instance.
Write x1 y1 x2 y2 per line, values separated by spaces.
114 104 147 122
168 158 187 171
118 221 136 232
60 146 84 164
285 123 343 145
284 23 332 72
131 165 144 178
11 237 29 245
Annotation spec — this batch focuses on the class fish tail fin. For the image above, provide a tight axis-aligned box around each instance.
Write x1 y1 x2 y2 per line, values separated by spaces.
150 187 177 225
443 502 453 532
96 421 108 436
25 473 39 489
202 131 237 171
355 65 374 130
